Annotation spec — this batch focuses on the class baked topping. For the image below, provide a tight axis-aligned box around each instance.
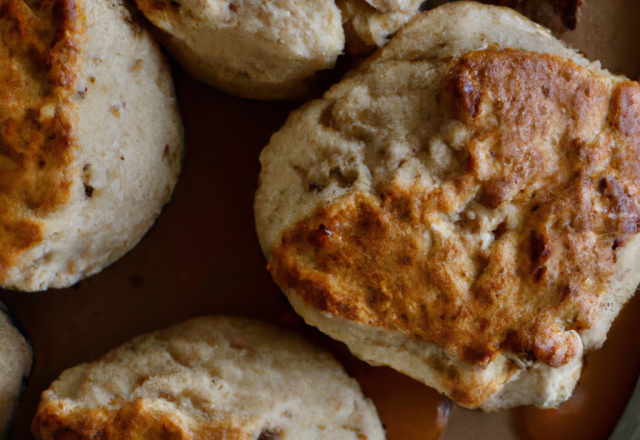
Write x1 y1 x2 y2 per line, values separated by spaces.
269 49 640 368
32 399 252 440
0 0 82 273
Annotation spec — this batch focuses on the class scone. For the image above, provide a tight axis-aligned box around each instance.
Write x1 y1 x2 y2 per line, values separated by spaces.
0 0 183 291
31 316 385 440
338 0 425 54
0 301 32 438
255 2 640 410
133 0 424 100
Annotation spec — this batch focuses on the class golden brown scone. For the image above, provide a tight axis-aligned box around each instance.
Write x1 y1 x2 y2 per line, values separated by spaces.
133 0 424 100
0 0 183 291
255 1 640 410
0 301 32 438
31 316 385 440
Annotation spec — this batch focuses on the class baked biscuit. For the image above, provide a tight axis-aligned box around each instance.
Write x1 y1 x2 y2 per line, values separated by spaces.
31 316 385 440
338 0 425 54
133 0 423 100
255 2 640 410
0 301 32 438
0 0 183 291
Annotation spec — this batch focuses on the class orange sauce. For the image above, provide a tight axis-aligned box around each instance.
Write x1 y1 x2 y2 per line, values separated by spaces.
347 360 450 440
278 311 450 440
517 293 640 440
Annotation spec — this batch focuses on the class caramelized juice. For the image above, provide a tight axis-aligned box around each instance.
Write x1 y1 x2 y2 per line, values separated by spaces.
278 311 450 440
348 360 450 440
517 293 640 440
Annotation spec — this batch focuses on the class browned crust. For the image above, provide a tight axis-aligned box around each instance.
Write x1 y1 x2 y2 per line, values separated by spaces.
268 50 640 390
0 0 83 277
32 399 252 440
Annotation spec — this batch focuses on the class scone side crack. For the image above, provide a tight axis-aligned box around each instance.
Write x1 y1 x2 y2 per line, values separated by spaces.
266 48 640 407
0 0 85 275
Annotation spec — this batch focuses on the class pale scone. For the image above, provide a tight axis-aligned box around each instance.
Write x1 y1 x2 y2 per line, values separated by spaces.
133 0 424 100
134 0 345 101
0 301 32 438
31 316 385 440
338 0 425 54
255 2 640 410
0 0 183 291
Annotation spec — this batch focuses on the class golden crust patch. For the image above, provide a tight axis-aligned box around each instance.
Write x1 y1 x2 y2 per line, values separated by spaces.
0 0 83 276
269 50 640 379
31 399 252 440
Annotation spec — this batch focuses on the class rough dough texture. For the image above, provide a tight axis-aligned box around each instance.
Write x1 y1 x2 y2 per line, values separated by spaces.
0 0 183 291
133 0 423 100
0 302 32 438
338 0 425 53
31 316 385 440
255 2 640 410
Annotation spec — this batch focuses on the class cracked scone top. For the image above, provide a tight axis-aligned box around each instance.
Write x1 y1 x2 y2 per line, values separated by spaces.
0 301 32 438
0 0 183 291
132 0 423 100
255 2 640 410
31 316 385 440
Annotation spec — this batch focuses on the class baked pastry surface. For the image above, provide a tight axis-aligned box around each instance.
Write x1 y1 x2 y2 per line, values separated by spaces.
255 1 640 410
31 316 385 440
0 0 183 291
133 0 424 100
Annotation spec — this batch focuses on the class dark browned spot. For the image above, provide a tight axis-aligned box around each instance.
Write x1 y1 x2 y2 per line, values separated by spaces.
258 428 283 440
492 222 506 240
534 266 547 283
449 67 481 120
308 182 324 193
613 238 624 251
320 102 335 128
529 230 551 266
